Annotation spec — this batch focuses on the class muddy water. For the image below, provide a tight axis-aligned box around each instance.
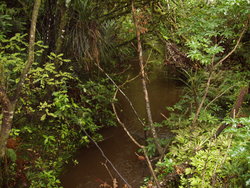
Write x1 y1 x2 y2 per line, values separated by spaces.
61 65 181 188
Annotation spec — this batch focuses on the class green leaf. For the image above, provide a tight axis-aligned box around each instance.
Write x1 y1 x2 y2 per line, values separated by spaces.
6 148 17 162
41 114 46 121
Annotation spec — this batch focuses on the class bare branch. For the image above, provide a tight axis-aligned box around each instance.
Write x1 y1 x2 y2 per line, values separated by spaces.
204 85 235 111
94 63 146 128
112 90 143 148
192 56 215 125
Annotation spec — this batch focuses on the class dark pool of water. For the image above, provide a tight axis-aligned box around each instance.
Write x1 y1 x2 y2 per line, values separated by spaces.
61 64 181 188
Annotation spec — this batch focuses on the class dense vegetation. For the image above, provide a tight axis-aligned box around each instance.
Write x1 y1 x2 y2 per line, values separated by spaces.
0 0 249 187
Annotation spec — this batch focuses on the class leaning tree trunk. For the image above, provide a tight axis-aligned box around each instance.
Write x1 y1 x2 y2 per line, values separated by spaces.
0 1 41 185
0 0 41 159
131 1 164 156
215 86 249 138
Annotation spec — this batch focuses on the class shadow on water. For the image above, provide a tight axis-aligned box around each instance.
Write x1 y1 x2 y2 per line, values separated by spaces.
61 64 181 188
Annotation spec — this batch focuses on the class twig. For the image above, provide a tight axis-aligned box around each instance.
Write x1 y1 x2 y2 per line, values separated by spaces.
113 65 132 76
101 161 114 181
119 73 141 88
160 113 168 120
204 85 235 111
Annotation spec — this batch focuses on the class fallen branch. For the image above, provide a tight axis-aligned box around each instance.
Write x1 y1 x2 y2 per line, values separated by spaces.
94 63 146 129
101 161 114 181
112 90 143 148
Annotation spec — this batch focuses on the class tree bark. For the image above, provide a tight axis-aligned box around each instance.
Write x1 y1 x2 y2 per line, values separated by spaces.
0 1 41 184
131 1 164 156
0 89 14 158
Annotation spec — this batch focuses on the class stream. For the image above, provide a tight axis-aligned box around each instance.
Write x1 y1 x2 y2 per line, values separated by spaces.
61 64 181 188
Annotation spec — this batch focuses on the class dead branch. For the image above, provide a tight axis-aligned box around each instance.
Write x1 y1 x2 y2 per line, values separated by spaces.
101 161 114 181
204 85 235 111
112 90 143 148
94 62 146 128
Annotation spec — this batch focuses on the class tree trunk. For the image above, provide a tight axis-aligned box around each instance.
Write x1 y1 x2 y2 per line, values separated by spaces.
55 0 70 55
0 0 41 159
0 90 14 158
131 1 164 156
0 1 41 185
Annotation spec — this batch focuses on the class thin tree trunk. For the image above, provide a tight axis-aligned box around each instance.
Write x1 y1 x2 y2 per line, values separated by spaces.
55 0 69 55
0 0 41 159
192 72 212 124
0 1 41 184
12 0 41 102
131 1 164 156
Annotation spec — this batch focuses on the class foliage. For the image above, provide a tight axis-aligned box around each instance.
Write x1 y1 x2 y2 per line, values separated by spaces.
156 116 250 187
0 1 26 37
17 55 115 186
155 48 249 187
1 32 116 186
